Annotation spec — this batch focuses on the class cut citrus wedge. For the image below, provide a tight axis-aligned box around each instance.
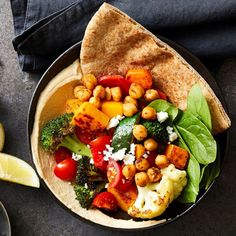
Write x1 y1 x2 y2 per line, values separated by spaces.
0 122 5 152
0 153 40 188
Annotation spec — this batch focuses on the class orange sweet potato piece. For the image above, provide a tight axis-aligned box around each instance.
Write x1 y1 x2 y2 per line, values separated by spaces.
165 144 189 170
108 185 138 212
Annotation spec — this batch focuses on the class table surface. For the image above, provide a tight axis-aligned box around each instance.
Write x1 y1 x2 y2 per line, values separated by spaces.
0 1 236 236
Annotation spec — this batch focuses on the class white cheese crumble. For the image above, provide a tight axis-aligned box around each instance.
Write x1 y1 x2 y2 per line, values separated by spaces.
105 183 109 189
157 111 169 123
72 153 82 161
90 158 94 164
102 143 136 164
107 115 125 129
166 126 178 142
143 153 148 159
84 183 88 189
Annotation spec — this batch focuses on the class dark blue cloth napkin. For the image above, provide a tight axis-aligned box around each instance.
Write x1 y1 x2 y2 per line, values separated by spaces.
10 0 236 72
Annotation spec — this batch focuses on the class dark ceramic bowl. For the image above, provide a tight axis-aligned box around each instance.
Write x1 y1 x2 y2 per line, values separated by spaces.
27 37 229 231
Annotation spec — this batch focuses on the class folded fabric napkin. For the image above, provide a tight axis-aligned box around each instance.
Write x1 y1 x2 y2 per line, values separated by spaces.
10 0 236 72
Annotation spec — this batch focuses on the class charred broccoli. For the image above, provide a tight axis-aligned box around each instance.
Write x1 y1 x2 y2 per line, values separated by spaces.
74 183 105 209
40 113 73 152
141 120 169 143
40 113 91 156
74 156 106 208
76 156 104 185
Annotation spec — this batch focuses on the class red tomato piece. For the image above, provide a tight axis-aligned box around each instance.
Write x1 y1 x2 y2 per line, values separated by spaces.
107 160 122 188
92 191 118 211
75 126 107 144
98 75 131 95
54 158 77 181
54 147 72 164
89 135 112 172
146 151 158 167
157 89 167 100
126 69 153 89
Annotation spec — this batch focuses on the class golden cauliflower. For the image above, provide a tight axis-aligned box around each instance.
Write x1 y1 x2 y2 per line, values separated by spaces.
128 164 187 219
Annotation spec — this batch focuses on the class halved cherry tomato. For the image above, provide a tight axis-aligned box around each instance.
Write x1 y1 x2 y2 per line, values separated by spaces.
89 135 112 172
54 147 72 164
92 191 118 211
146 150 158 167
98 75 131 95
157 89 167 100
54 158 77 181
126 69 153 89
107 160 122 188
75 126 107 144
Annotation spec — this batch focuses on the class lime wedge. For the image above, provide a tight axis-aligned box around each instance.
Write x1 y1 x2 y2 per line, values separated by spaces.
0 153 40 188
0 123 5 152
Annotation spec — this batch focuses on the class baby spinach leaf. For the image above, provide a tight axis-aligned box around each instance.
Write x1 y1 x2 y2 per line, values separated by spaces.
187 84 212 131
175 111 217 165
149 99 179 122
199 165 210 189
174 127 200 203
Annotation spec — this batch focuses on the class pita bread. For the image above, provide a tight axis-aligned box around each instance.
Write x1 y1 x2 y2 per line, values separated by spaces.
80 3 231 134
31 59 166 229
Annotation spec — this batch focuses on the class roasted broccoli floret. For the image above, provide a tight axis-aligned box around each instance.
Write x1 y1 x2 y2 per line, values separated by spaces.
74 182 105 209
74 156 106 208
141 120 169 143
40 113 73 152
76 156 104 185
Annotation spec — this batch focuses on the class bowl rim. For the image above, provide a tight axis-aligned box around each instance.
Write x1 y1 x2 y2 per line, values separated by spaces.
27 37 230 232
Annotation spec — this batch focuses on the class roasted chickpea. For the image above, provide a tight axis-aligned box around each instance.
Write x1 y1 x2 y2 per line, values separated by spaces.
144 138 158 151
105 87 112 101
123 103 138 117
135 158 150 171
124 96 138 107
147 167 162 183
76 88 92 102
141 106 156 120
144 89 159 102
82 74 97 90
155 155 169 169
93 85 106 99
111 87 122 101
122 164 136 180
89 96 101 109
135 172 149 187
133 124 147 141
129 83 145 99
135 144 146 159
74 85 86 98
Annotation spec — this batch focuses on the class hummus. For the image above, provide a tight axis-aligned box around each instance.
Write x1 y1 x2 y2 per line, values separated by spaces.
31 59 167 229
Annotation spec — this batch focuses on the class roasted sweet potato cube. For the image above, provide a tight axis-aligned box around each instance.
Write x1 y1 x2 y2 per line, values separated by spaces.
165 144 189 170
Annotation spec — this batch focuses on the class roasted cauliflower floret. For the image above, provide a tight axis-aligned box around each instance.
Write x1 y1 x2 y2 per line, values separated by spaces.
128 164 187 219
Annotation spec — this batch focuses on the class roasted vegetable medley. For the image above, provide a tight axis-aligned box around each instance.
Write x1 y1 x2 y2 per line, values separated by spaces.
40 69 218 219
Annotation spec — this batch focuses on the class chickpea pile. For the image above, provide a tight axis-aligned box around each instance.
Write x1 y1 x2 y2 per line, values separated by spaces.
73 74 123 107
73 73 169 188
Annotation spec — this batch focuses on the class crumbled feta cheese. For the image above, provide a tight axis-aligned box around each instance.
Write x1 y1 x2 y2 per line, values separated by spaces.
166 126 178 142
84 183 88 189
123 154 135 165
72 153 82 161
129 143 136 155
169 132 178 142
90 158 94 164
111 148 127 161
107 115 125 129
105 183 109 189
157 111 169 123
143 153 148 159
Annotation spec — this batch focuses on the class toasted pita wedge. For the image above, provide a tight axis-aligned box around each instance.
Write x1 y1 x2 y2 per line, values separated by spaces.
80 3 230 134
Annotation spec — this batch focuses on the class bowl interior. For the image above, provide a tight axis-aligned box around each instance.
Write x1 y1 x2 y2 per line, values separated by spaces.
28 38 229 231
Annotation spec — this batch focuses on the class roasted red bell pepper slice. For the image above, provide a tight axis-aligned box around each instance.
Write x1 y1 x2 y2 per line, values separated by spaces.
157 89 167 100
146 150 158 167
107 160 122 188
98 75 131 95
126 69 153 89
92 191 118 211
89 135 112 172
